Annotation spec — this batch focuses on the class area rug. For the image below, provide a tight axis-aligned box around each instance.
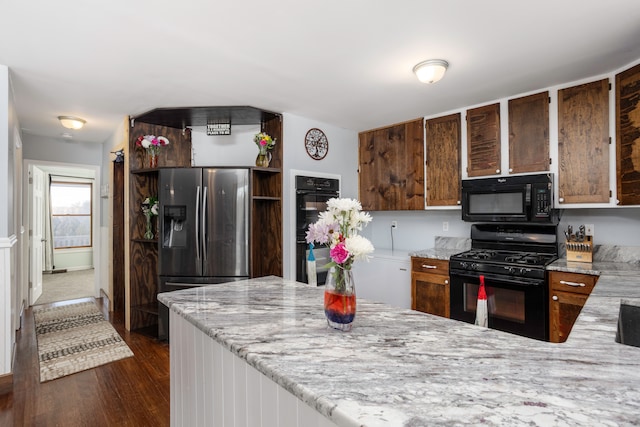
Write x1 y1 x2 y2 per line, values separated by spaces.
33 301 134 382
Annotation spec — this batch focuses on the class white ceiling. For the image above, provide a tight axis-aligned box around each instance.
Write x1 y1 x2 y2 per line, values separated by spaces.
2 0 640 145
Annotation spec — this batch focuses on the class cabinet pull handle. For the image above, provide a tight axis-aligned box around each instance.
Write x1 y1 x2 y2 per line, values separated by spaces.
559 280 586 287
552 295 558 301
422 264 438 269
444 279 449 284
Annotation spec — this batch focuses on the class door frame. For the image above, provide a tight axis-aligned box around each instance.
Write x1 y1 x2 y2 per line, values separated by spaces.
23 159 102 306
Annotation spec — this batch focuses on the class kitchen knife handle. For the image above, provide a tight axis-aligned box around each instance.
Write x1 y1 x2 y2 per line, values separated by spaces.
195 185 201 260
559 280 586 287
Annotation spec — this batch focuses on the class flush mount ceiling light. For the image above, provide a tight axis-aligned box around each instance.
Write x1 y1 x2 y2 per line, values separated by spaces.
58 115 86 130
413 59 449 84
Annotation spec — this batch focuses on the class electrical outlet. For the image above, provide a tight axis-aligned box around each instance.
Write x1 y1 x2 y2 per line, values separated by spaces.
391 220 398 229
584 224 594 236
443 221 449 232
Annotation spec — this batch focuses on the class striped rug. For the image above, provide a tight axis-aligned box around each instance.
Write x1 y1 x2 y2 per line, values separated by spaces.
33 301 134 382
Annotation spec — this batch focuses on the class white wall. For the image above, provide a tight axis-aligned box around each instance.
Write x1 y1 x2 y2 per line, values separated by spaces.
282 113 359 279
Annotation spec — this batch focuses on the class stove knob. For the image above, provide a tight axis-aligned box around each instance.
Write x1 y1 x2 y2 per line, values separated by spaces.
519 268 527 275
471 263 479 270
460 262 468 269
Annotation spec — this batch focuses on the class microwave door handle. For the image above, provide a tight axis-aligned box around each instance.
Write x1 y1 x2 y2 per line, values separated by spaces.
195 185 200 260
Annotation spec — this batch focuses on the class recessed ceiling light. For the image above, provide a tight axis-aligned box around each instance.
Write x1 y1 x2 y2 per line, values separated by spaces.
58 116 86 130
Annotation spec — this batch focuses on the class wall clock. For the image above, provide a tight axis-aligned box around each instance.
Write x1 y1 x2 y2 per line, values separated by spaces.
304 128 328 160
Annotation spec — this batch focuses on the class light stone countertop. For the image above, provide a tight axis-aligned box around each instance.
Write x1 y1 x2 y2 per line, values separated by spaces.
159 262 640 426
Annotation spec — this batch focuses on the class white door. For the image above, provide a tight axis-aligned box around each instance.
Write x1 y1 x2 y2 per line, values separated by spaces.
29 166 45 304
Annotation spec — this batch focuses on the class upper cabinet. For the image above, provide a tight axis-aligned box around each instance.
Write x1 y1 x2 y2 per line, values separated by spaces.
358 118 424 211
616 63 640 205
466 103 501 177
557 79 610 204
508 91 550 174
425 113 461 206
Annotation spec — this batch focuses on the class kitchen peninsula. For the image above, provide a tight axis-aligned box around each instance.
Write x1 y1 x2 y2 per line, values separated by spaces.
159 267 640 426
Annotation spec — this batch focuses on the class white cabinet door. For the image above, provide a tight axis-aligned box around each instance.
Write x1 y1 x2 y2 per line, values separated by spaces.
352 255 411 309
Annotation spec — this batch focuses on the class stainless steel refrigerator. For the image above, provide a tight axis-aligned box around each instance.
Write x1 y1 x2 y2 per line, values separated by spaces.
157 167 249 340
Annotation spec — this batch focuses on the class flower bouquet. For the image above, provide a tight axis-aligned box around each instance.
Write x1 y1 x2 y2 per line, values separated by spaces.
141 196 159 239
254 132 275 167
306 198 374 331
136 135 170 168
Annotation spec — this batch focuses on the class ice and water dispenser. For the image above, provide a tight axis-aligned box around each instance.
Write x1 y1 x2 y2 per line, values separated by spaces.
162 205 187 248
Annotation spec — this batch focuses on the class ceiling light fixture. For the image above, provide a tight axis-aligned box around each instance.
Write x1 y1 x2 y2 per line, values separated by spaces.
58 115 86 130
413 59 449 84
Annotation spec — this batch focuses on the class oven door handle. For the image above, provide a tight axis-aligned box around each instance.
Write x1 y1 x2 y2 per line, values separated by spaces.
451 271 544 287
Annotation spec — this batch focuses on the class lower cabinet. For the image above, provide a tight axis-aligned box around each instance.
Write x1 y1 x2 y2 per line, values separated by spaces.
411 257 450 318
352 253 411 309
549 271 598 343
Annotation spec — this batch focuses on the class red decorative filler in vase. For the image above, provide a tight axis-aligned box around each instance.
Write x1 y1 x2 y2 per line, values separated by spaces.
306 198 374 331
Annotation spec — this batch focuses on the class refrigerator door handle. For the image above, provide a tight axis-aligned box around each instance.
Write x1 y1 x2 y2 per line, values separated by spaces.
195 185 201 260
202 187 208 262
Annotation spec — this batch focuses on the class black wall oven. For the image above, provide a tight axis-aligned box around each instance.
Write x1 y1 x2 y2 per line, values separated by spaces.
295 175 340 285
449 224 558 341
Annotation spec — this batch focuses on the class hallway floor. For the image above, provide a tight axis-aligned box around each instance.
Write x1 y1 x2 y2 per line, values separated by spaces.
0 298 170 426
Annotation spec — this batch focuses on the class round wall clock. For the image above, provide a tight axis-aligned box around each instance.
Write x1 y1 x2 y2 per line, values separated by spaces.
304 128 328 160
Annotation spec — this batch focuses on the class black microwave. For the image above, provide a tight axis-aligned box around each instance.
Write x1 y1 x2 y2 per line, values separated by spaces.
461 174 556 223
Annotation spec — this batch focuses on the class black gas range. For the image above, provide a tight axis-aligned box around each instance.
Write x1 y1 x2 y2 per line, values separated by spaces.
449 223 558 341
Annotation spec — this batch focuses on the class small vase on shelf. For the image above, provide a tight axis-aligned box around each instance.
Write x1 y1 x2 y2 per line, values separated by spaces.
144 212 154 239
255 148 271 167
148 151 158 169
324 266 356 332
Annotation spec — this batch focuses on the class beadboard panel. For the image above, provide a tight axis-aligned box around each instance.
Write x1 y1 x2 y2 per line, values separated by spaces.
169 311 338 427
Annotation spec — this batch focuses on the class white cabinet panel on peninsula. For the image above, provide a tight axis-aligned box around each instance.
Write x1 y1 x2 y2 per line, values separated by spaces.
351 249 411 309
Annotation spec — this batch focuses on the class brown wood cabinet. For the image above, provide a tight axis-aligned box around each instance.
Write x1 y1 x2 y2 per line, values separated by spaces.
557 79 610 204
411 257 450 318
616 62 640 205
467 103 501 177
508 91 550 174
549 271 598 343
425 113 461 206
250 115 283 277
358 118 424 211
126 121 192 332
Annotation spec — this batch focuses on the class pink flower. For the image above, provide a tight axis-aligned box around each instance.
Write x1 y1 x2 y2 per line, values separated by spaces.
330 242 350 264
260 139 267 146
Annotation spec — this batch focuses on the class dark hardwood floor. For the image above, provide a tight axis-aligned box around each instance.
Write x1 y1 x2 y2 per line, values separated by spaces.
0 298 170 426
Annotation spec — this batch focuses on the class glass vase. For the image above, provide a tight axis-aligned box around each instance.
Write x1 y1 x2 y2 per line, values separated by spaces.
148 150 158 168
324 266 356 331
255 149 272 167
144 212 154 239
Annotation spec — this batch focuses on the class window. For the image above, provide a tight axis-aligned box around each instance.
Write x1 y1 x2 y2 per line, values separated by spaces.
51 182 92 249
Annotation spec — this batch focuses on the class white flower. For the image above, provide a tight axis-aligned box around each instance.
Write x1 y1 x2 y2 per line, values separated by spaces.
141 139 151 149
151 204 159 215
344 235 374 261
157 136 170 146
327 198 361 213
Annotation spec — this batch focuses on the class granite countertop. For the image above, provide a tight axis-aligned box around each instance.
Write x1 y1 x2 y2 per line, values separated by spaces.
159 268 640 426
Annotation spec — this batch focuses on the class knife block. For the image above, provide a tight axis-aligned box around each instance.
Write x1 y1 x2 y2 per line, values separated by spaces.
565 236 593 263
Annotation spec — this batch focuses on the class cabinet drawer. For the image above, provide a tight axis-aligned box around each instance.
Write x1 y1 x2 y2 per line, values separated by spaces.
549 272 598 295
411 257 449 275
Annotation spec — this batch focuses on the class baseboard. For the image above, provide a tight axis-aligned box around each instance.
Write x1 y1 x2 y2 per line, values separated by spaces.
100 289 111 313
0 373 13 396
